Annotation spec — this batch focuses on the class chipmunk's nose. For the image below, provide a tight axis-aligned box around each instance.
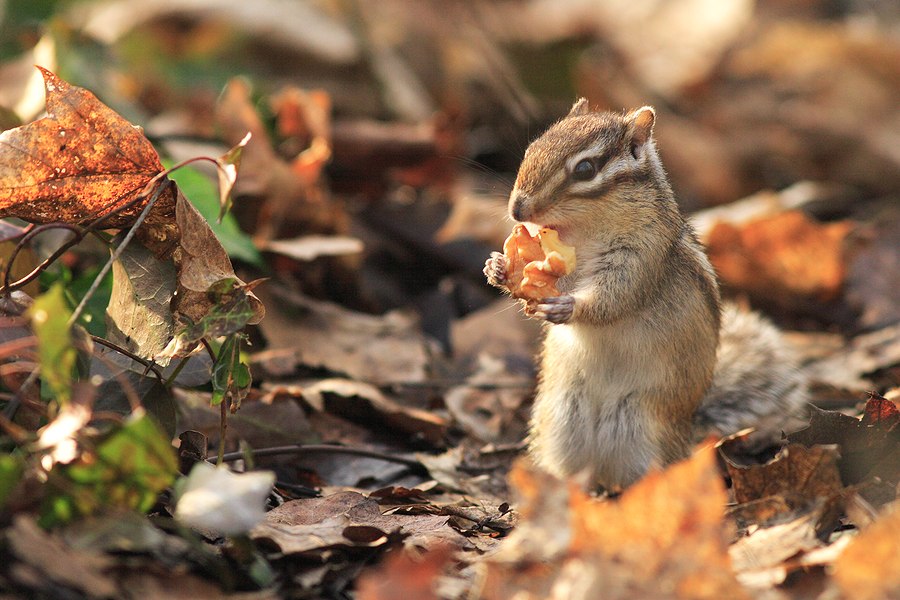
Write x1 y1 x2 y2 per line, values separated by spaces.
509 190 531 222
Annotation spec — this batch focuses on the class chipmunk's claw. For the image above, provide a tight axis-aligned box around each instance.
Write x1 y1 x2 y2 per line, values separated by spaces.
484 252 508 288
530 295 575 324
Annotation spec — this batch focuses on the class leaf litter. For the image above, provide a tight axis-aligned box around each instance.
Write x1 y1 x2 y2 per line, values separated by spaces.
1 5 900 599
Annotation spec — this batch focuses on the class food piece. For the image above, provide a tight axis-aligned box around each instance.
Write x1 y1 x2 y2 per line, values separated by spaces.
500 225 576 301
519 261 560 300
537 228 577 276
503 224 544 289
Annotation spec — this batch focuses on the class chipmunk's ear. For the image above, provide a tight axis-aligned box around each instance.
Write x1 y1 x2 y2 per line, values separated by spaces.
567 98 590 118
626 106 656 159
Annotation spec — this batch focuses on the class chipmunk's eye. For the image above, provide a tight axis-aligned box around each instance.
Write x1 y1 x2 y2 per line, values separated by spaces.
572 158 596 181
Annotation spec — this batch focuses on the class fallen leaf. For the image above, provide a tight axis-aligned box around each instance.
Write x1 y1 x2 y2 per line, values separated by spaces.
271 87 332 189
253 288 432 385
832 502 900 600
6 515 118 598
805 323 900 391
0 219 28 243
302 378 447 446
729 512 822 589
482 446 746 600
706 210 853 304
725 444 844 512
261 235 364 261
252 491 452 555
788 395 899 496
357 545 452 600
216 78 344 242
0 67 176 232
174 388 317 451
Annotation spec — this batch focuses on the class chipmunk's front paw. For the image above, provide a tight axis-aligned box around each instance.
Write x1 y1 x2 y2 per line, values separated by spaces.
528 295 575 324
484 252 508 288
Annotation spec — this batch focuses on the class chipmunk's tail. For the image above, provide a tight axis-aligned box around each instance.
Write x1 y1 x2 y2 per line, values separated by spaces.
694 304 809 447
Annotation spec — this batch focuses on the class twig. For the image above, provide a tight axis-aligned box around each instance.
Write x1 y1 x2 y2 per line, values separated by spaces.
68 179 172 327
2 223 83 293
90 336 165 383
218 399 226 466
273 480 320 498
440 504 514 534
212 444 429 474
87 343 144 413
164 355 191 387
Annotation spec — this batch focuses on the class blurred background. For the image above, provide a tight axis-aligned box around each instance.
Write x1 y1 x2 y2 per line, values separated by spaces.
2 0 899 405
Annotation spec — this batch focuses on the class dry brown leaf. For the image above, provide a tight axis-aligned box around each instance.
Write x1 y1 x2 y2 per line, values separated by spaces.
216 78 343 243
482 446 746 600
169 190 264 331
788 395 899 499
832 502 900 600
356 545 452 600
261 235 363 262
252 491 451 555
252 288 432 385
706 210 852 303
0 68 175 234
301 378 447 446
726 444 844 512
727 511 839 591
271 87 332 189
7 515 118 598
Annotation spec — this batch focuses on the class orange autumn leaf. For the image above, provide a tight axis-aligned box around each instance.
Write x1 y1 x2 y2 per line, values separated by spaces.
0 67 175 229
832 503 900 600
705 210 852 302
483 447 746 600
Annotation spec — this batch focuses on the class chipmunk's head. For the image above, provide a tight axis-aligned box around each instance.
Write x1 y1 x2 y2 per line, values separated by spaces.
509 100 665 231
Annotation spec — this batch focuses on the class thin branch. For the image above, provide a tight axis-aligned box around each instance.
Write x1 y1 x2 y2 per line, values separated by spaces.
218 399 227 466
2 223 83 293
69 179 172 327
90 335 165 383
213 444 429 474
87 343 144 413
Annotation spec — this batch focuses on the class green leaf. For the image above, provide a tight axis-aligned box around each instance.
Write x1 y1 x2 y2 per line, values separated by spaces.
28 284 76 404
211 333 251 410
41 412 178 527
0 454 25 508
180 278 260 344
66 265 113 338
164 162 263 267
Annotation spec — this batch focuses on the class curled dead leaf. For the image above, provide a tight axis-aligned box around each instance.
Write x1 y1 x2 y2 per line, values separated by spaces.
0 68 175 234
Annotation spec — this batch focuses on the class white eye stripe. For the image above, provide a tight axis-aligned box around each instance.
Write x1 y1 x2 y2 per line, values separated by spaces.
566 142 608 174
567 155 630 194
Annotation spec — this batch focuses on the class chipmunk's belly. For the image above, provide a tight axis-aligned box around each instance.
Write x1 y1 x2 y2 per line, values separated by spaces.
532 319 668 487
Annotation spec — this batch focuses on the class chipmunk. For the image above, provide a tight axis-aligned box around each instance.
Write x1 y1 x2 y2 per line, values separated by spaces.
485 99 807 488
